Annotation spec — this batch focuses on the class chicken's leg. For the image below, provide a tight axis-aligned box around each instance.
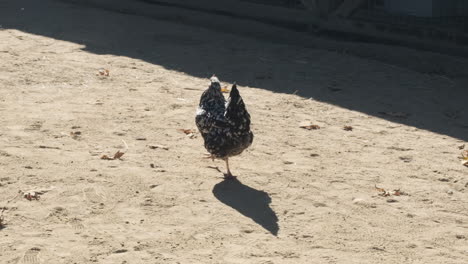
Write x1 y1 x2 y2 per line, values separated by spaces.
224 158 236 180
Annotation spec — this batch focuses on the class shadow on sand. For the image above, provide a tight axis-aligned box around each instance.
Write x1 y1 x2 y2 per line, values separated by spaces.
2 0 467 141
213 179 279 236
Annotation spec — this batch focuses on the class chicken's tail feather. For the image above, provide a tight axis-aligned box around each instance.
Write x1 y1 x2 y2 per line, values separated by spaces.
225 83 251 131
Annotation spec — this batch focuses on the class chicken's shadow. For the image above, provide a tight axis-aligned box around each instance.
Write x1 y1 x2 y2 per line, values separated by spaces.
212 178 279 236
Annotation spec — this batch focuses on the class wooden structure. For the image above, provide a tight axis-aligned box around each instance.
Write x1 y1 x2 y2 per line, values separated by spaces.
64 0 468 55
298 0 468 49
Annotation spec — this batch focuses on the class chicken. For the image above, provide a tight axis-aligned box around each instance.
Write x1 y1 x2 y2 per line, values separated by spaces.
195 75 253 179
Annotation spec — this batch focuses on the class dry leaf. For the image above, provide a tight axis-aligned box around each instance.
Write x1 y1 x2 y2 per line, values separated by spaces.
300 125 320 130
460 150 468 167
395 189 408 196
375 185 391 197
148 144 169 150
399 156 413 163
179 129 196 135
221 86 230 93
70 131 81 140
388 146 412 151
462 150 468 159
38 145 60 149
374 185 385 193
97 68 110 76
100 155 113 160
23 192 40 201
100 140 127 160
379 192 391 197
343 126 353 131
179 129 197 139
375 185 406 197
113 150 125 159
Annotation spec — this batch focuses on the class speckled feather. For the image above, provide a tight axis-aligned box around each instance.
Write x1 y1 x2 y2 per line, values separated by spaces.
195 78 253 159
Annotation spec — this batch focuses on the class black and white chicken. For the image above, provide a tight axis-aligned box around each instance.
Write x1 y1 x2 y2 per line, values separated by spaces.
195 75 253 179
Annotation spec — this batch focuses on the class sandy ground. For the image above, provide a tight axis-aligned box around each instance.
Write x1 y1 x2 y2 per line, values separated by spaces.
1 1 467 263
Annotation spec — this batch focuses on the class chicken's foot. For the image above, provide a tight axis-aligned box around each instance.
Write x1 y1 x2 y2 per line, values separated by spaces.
203 153 215 161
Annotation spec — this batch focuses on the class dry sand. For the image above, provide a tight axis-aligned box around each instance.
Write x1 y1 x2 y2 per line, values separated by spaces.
0 0 467 263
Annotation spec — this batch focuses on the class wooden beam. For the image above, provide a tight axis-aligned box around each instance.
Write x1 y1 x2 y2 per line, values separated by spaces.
331 0 366 18
58 0 468 58
300 0 332 17
299 0 318 14
316 16 468 55
145 0 311 25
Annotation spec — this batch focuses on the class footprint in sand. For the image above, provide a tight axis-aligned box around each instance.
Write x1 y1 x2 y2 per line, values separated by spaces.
25 121 43 131
22 247 41 264
69 217 85 231
83 187 105 204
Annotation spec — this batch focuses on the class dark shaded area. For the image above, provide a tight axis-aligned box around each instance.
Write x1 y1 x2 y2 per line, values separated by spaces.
2 0 467 140
140 0 309 31
213 179 279 235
